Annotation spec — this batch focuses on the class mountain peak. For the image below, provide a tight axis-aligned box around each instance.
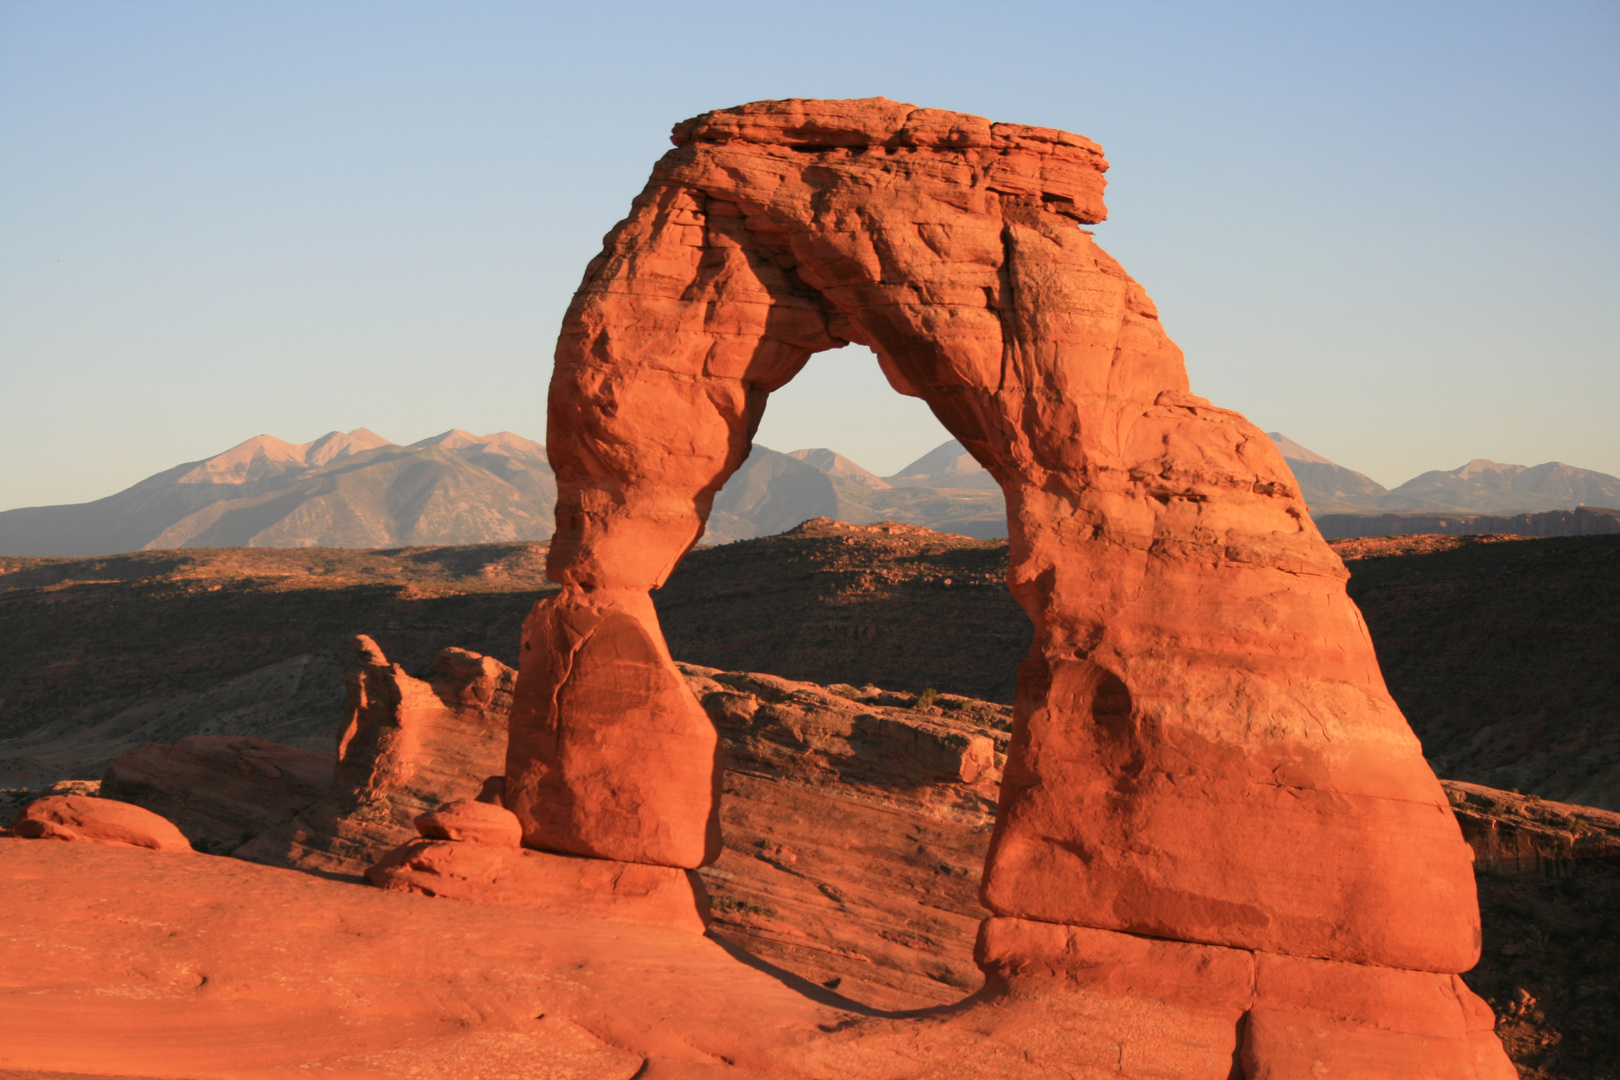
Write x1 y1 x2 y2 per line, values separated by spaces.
303 428 395 467
410 430 546 457
788 448 891 490
1452 459 1522 478
1266 433 1336 466
884 440 999 491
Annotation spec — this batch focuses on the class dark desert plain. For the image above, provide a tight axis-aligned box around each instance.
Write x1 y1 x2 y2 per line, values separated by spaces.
4 7 1620 1080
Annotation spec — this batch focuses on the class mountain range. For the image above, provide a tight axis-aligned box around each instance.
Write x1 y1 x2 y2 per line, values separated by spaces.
2 428 1616 556
0 431 1006 556
1267 434 1620 515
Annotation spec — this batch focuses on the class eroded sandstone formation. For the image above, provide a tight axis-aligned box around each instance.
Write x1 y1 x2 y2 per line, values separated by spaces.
510 97 1510 1075
236 636 514 874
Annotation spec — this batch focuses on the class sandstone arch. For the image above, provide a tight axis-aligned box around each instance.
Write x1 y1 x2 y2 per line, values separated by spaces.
506 99 1512 1075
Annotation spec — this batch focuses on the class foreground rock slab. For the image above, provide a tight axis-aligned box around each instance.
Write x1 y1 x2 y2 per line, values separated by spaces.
0 842 1514 1079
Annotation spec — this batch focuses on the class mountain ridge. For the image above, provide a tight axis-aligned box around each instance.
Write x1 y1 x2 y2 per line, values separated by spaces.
5 429 1617 556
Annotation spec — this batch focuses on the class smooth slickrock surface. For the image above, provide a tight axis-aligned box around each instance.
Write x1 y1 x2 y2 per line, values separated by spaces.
101 734 332 852
3 663 1558 1075
522 92 1480 1034
5 840 1506 1080
366 838 708 932
234 636 512 874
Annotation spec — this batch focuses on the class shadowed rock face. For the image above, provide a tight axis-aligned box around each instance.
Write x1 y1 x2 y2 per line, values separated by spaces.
508 98 1509 1075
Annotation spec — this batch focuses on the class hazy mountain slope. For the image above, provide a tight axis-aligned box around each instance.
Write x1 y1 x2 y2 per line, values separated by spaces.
10 426 1616 556
1380 458 1620 513
708 443 1008 544
146 446 556 549
884 440 1000 490
786 448 891 490
0 430 557 555
1267 432 1388 512
1268 434 1620 516
705 447 848 544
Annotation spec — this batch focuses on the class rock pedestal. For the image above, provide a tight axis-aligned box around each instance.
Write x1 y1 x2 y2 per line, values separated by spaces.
366 798 709 932
507 97 1509 1076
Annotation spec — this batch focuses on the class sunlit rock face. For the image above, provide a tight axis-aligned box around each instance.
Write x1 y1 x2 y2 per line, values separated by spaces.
506 97 1510 1077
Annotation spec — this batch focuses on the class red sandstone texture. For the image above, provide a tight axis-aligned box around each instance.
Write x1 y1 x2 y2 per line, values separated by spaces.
505 97 1500 1073
0 840 1516 1079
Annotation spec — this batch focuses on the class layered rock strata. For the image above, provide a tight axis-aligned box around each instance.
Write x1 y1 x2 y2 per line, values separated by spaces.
366 799 708 932
513 97 1506 1074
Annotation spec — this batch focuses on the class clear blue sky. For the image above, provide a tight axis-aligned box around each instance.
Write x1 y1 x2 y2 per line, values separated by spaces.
2 0 1616 509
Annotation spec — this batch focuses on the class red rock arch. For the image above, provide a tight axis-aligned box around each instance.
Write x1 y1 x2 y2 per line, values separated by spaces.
507 96 1487 1010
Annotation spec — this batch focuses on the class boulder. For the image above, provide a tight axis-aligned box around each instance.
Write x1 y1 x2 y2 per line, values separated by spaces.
414 799 522 846
101 735 332 852
11 794 190 852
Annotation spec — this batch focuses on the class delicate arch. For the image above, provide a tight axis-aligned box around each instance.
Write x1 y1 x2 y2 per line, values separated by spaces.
506 99 1479 979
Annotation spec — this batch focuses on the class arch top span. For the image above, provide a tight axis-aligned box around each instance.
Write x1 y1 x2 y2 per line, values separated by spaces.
548 97 1191 594
508 104 1496 1071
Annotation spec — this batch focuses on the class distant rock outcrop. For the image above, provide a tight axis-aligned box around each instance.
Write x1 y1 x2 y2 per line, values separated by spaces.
1443 781 1620 874
1317 504 1620 539
233 636 513 875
